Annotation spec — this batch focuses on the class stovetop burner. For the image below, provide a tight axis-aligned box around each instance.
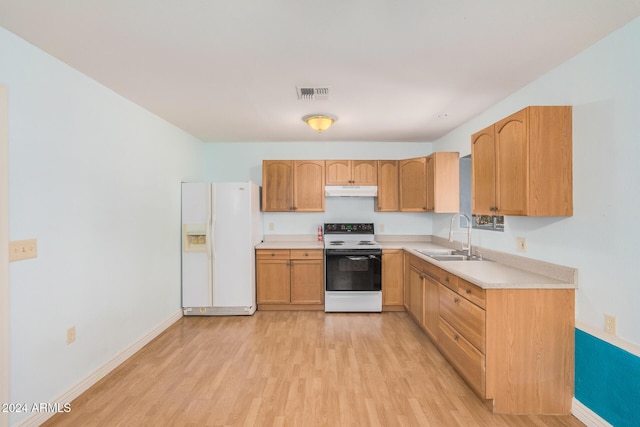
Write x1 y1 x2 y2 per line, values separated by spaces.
323 223 381 250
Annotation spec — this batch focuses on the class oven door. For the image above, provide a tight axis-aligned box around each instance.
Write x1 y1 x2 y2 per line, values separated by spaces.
325 249 382 291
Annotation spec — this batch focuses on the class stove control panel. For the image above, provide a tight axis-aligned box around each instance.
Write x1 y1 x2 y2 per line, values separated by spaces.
324 223 375 234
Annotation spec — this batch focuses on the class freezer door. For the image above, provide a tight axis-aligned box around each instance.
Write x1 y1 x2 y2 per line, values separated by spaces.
181 182 213 307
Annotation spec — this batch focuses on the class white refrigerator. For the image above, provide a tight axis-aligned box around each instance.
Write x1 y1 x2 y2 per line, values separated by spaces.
181 182 263 315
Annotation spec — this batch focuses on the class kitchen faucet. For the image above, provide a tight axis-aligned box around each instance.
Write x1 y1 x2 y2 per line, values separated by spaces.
449 213 472 257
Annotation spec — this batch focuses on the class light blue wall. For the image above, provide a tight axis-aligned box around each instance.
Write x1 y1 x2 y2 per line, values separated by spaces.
1 27 205 425
433 17 640 425
433 15 640 347
204 142 436 235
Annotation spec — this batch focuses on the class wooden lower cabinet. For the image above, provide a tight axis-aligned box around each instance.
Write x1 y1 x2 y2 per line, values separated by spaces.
382 249 404 310
256 249 324 310
404 251 574 415
404 253 452 341
406 266 424 324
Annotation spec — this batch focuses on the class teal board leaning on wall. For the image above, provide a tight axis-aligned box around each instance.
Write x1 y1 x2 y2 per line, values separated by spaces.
575 329 640 427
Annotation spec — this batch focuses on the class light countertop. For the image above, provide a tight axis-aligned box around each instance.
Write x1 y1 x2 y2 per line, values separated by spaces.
255 235 577 290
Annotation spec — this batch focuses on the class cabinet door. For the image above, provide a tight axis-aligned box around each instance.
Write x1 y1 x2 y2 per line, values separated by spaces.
495 109 528 215
428 152 460 213
293 160 325 212
471 126 496 215
262 160 293 212
376 160 399 211
399 158 427 212
352 160 378 185
425 155 435 212
256 259 291 304
382 250 404 307
290 259 324 304
325 160 351 185
408 266 425 324
423 275 439 341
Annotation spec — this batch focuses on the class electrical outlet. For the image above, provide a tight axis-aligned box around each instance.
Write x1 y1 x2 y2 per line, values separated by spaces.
9 238 38 262
268 222 274 231
604 315 617 335
379 224 385 232
516 237 527 252
66 326 76 344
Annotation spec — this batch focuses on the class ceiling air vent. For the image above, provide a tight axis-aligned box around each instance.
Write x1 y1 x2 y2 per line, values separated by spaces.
296 86 330 101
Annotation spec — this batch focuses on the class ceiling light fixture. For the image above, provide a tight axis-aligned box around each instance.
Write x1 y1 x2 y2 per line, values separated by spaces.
303 114 335 132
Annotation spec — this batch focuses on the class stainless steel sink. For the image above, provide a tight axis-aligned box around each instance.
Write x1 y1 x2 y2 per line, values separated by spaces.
413 248 486 261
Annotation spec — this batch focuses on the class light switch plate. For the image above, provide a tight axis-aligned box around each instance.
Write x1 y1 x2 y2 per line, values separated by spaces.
9 238 38 262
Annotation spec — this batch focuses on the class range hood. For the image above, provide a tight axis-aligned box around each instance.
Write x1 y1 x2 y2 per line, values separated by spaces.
325 185 378 197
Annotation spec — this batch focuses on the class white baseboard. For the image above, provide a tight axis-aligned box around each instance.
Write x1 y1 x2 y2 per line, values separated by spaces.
572 398 613 427
17 310 183 427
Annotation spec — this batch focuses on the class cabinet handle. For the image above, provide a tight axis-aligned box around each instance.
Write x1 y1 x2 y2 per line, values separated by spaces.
304 253 308 257
271 253 275 257
454 297 460 303
454 335 459 341
465 288 471 294
444 276 449 283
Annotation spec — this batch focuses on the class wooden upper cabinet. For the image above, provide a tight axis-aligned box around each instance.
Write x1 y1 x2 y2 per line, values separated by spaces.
376 160 399 211
400 154 460 213
262 160 325 212
399 157 427 212
262 160 294 212
325 160 351 185
352 161 377 185
426 152 460 213
495 110 528 215
293 160 325 212
471 106 572 216
325 160 377 186
471 126 496 215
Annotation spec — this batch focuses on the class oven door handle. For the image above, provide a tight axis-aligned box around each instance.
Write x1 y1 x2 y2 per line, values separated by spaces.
346 255 380 261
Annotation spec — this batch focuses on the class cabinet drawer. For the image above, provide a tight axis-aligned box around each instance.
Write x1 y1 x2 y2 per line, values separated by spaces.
256 249 290 260
414 257 458 290
438 319 485 397
423 261 457 290
290 249 323 260
457 278 486 309
439 285 485 353
439 269 458 291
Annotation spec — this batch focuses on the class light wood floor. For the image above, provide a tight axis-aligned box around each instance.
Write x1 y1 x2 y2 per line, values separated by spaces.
44 311 584 427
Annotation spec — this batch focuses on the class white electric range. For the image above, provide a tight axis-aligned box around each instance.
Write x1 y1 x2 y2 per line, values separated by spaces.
323 223 382 312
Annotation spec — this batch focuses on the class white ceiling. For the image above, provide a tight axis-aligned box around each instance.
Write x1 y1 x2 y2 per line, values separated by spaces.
1 1 640 142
